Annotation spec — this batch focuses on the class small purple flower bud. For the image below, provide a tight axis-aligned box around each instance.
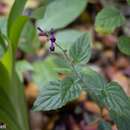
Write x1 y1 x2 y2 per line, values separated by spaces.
50 31 56 43
37 27 56 52
49 29 56 52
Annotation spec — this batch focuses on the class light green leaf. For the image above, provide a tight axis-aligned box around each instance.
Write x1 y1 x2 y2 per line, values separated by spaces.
0 33 13 76
33 76 81 111
0 32 8 58
80 67 107 105
81 69 130 129
128 0 130 5
103 82 130 113
52 67 71 73
69 33 92 64
32 55 72 89
98 120 112 130
95 7 125 34
118 36 130 56
0 33 29 130
7 0 27 35
19 21 40 53
37 0 87 31
31 0 48 19
81 67 107 92
32 56 59 89
110 109 130 130
16 60 34 82
0 63 30 130
32 6 46 19
102 82 130 130
55 29 84 52
0 17 7 35
9 16 29 55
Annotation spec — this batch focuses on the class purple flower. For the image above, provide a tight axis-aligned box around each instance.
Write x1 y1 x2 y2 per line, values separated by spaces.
49 30 56 52
37 27 56 52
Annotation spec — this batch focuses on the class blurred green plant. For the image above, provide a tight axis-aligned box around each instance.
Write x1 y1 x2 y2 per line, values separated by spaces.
37 0 88 31
0 0 30 130
95 6 125 34
118 36 130 56
95 4 130 56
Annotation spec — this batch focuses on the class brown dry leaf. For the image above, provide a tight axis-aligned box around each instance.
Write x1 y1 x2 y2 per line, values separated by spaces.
102 35 117 48
47 116 59 130
84 101 101 114
30 111 47 130
102 108 111 121
78 91 87 102
67 116 80 130
103 50 115 61
116 56 130 69
112 124 118 130
104 66 117 80
25 82 39 100
58 73 66 80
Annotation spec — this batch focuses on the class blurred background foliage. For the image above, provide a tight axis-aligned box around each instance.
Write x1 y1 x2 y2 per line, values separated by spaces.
0 0 130 130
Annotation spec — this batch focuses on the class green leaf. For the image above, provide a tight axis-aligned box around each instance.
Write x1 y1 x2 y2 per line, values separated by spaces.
16 60 34 82
110 110 130 130
103 82 130 113
52 67 71 73
32 56 59 89
95 7 125 34
19 21 40 53
0 32 8 58
55 29 84 52
0 17 7 35
69 33 92 64
80 67 107 105
33 76 81 111
37 0 87 31
7 0 27 35
102 82 130 130
81 67 107 92
127 0 130 5
9 16 29 55
31 0 47 19
32 6 46 19
0 63 30 130
81 69 130 129
0 32 29 130
118 36 130 56
32 55 72 89
0 33 13 76
98 120 112 130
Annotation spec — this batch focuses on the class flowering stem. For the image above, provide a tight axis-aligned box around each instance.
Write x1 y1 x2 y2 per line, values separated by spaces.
55 43 104 123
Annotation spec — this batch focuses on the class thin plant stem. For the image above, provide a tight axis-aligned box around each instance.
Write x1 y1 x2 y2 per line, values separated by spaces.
55 42 80 77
